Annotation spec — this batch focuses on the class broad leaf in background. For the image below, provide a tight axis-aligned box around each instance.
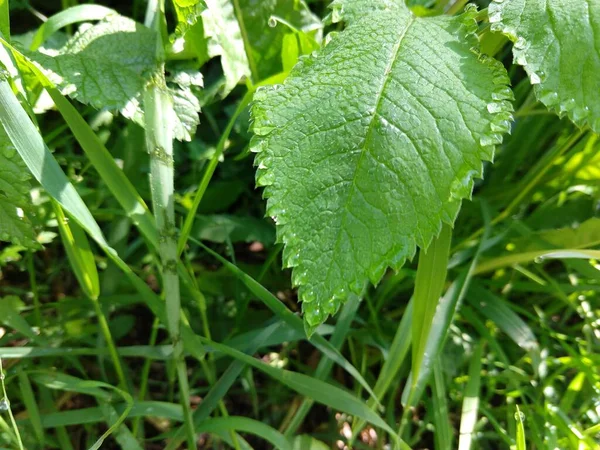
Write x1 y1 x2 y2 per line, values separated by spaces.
237 0 322 80
514 218 600 252
0 125 36 247
171 0 206 39
202 0 250 94
193 214 275 245
29 14 202 141
30 15 157 114
488 0 600 132
251 0 512 331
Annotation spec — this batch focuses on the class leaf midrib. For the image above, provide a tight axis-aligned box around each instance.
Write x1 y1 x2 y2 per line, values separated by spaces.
323 11 417 294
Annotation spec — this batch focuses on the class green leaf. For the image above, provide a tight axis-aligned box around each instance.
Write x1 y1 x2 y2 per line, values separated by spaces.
202 0 250 94
0 124 36 248
236 0 322 80
30 15 157 113
488 0 600 132
171 0 206 40
251 0 512 331
193 214 275 244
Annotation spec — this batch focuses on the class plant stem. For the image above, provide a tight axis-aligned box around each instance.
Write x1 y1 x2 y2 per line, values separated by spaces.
0 358 24 450
27 252 42 328
144 2 196 448
92 299 128 391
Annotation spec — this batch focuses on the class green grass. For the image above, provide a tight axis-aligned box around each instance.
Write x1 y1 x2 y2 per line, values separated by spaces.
0 1 598 449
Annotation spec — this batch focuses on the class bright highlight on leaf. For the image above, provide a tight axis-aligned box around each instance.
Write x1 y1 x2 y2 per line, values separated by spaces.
251 0 513 332
488 0 600 132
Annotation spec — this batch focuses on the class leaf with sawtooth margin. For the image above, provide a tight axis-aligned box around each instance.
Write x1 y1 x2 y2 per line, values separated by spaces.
251 0 513 333
171 0 206 40
488 0 600 132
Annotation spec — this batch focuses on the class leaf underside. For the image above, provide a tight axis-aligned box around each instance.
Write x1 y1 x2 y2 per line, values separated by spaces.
489 0 600 132
0 127 36 247
251 0 513 332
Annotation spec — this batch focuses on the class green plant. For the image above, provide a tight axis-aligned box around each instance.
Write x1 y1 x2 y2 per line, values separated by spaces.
0 0 599 449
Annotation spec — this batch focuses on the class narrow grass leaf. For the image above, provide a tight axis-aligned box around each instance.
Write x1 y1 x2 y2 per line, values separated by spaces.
515 406 526 450
17 372 45 446
194 417 292 450
193 238 381 407
53 200 100 300
458 341 483 450
412 224 452 385
432 359 452 450
475 249 600 274
30 5 116 50
0 0 8 38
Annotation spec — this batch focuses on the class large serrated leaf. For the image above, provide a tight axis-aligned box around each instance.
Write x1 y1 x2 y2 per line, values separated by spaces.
488 0 600 132
251 0 513 331
0 125 36 248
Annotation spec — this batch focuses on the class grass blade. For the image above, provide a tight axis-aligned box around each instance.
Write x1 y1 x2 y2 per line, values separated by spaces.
192 237 381 407
412 224 452 386
30 4 115 50
475 249 600 274
0 0 8 39
431 359 452 450
458 341 484 450
515 406 526 450
18 372 45 446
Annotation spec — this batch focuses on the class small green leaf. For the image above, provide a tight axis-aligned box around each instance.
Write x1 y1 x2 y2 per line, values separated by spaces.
0 125 36 248
251 0 512 331
489 0 600 132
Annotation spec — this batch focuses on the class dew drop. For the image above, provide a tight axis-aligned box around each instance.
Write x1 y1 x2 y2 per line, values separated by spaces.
514 411 526 422
4 146 16 159
268 16 277 28
0 398 9 412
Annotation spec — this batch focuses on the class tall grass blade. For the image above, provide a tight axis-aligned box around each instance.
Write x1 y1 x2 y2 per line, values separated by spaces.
412 224 452 386
515 406 526 450
30 5 115 50
458 341 484 450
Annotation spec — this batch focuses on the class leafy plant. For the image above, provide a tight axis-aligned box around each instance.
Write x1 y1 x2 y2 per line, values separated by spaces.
0 0 599 449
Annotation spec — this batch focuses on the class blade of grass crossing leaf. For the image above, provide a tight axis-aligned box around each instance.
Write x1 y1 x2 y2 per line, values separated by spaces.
0 68 206 366
53 200 100 300
30 5 116 50
18 372 45 446
191 237 381 407
0 76 109 249
515 406 526 450
283 295 361 436
432 359 452 450
195 417 292 450
458 341 484 450
412 224 452 386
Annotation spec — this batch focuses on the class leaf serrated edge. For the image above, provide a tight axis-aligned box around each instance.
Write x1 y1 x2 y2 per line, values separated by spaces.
250 4 514 331
488 0 598 132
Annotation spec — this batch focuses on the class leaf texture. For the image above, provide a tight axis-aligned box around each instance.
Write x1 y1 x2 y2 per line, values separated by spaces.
488 0 600 132
31 15 157 113
0 125 36 247
251 0 513 331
